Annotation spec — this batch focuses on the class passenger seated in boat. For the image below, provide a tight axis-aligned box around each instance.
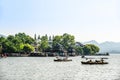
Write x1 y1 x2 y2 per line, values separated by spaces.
95 60 100 63
56 56 62 60
95 60 98 63
101 58 104 63
87 60 92 63
63 57 68 60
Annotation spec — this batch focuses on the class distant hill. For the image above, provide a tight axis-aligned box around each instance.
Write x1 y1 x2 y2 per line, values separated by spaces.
84 40 99 46
83 40 120 53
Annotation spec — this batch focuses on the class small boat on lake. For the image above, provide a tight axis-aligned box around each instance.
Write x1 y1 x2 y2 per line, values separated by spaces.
53 43 72 62
54 56 72 62
54 59 72 62
81 58 108 64
81 61 108 64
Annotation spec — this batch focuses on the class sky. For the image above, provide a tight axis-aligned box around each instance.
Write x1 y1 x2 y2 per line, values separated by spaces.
0 0 120 43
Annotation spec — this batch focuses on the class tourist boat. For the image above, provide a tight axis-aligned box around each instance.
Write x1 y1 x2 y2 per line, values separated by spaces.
81 58 108 64
54 55 72 62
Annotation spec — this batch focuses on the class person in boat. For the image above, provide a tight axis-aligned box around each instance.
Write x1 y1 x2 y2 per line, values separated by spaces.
87 59 92 63
81 55 85 58
95 60 98 62
56 56 62 60
63 56 68 60
101 58 104 63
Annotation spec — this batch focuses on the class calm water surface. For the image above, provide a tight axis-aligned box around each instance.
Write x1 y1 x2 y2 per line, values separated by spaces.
0 54 120 80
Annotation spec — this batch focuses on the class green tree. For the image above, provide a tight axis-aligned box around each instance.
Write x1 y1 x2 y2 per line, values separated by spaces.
83 45 92 55
38 45 42 52
0 44 2 54
39 35 49 52
86 44 100 55
7 35 15 41
15 33 34 44
0 33 35 53
3 40 17 53
75 46 83 55
0 37 6 53
23 44 34 53
14 33 35 53
83 44 99 55
0 37 6 42
61 33 75 50
52 35 62 52
16 43 24 53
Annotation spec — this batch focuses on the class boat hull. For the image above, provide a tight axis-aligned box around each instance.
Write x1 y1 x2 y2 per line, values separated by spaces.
54 59 72 62
81 61 108 64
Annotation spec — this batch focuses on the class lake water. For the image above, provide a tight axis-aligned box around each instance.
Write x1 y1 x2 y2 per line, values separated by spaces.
0 54 120 80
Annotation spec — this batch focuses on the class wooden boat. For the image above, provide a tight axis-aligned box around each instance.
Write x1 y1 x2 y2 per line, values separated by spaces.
54 52 72 62
54 59 72 62
81 61 108 64
81 56 109 64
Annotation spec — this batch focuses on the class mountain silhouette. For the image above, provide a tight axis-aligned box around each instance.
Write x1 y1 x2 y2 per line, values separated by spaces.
83 40 120 53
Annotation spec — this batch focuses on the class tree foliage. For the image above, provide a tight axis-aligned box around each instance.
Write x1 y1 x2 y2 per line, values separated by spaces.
61 33 75 50
52 33 75 53
39 35 49 52
83 44 100 55
75 46 83 55
23 44 34 53
15 33 34 44
0 33 35 53
0 44 2 54
52 35 62 52
86 44 99 55
83 45 92 55
0 33 100 56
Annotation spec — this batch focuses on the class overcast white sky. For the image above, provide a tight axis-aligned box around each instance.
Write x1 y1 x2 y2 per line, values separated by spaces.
0 0 120 42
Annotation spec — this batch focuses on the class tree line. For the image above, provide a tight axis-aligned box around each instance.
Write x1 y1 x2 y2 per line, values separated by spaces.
0 33 100 56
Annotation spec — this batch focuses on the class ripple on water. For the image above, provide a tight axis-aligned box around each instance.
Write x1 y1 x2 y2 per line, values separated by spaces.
0 54 120 80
